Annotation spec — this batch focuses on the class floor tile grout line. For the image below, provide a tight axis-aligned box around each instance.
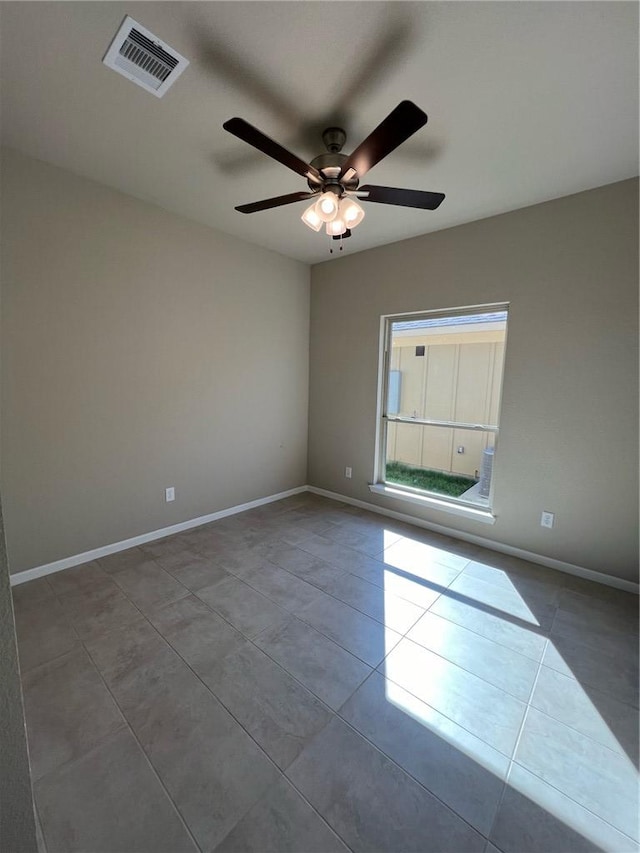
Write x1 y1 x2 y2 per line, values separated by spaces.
136 602 331 773
43 582 205 853
211 774 355 853
185 556 400 671
29 641 501 853
33 516 555 798
32 773 50 853
422 593 555 660
484 635 548 845
220 563 406 661
125 534 638 668
29 723 135 790
380 631 537 705
507 658 640 845
37 544 638 799
328 667 500 843
293 530 472 583
33 510 634 725
118 591 358 853
182 525 485 660
507 755 640 846
222 550 427 627
518 700 639 763
212 544 429 634
18 499 639 852
18 641 87 678
370 652 520 764
153 586 367 725
144 576 361 721
281 540 543 631
488 614 640 844
82 536 363 853
144 569 472 843
187 516 466 602
326 552 558 770
420 598 639 711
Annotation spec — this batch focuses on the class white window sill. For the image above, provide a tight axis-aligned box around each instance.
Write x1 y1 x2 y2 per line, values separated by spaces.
368 483 496 525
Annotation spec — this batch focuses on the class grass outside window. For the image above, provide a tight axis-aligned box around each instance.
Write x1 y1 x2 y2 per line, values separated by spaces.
385 461 476 498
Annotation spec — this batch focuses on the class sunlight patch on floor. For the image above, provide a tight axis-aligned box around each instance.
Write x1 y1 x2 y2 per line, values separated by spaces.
383 677 507 777
381 530 639 851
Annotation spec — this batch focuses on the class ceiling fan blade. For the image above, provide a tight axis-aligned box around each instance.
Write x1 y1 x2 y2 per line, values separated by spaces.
339 101 428 181
223 118 323 184
235 191 317 214
358 185 445 210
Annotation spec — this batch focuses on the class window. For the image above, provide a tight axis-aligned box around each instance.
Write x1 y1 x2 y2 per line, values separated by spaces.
374 305 508 516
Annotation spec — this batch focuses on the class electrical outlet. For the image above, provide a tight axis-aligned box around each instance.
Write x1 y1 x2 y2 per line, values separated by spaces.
345 467 352 479
540 510 555 529
165 487 175 502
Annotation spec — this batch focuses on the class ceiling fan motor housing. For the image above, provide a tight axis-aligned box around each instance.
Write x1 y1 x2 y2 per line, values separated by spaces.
307 151 358 195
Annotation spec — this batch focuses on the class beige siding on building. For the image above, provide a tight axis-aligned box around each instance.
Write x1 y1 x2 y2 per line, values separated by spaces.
420 425 454 472
424 344 456 421
395 422 423 466
398 345 425 418
388 334 505 476
454 343 494 424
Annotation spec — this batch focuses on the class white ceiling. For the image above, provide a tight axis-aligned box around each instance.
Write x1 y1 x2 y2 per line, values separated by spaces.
1 2 637 265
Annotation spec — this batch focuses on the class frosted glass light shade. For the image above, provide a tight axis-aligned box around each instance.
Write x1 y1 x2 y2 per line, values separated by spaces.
301 202 323 231
339 197 365 228
315 191 339 223
326 217 347 236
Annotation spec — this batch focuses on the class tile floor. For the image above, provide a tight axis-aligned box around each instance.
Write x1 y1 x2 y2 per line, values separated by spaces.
12 493 640 853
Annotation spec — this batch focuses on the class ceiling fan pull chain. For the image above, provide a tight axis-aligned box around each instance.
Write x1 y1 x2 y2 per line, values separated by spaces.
329 233 346 255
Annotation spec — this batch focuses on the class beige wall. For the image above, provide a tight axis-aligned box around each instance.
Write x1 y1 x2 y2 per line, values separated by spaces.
1 149 310 573
0 496 37 851
309 179 639 584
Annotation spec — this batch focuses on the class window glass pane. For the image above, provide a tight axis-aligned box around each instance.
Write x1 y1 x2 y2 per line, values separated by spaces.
385 424 496 507
387 370 401 415
384 307 507 508
390 310 507 426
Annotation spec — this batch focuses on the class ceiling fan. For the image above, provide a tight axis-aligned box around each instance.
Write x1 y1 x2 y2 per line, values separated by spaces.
223 101 444 244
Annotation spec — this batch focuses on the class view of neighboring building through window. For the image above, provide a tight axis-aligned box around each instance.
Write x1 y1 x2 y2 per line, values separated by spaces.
379 306 508 509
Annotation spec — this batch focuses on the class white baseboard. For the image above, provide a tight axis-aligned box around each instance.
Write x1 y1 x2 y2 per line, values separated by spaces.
10 486 308 586
11 482 638 595
308 486 640 595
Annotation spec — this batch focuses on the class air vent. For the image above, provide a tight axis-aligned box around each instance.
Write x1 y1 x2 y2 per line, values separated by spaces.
103 16 189 98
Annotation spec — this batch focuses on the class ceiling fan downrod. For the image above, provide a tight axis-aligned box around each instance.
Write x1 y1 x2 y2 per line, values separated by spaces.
307 127 358 195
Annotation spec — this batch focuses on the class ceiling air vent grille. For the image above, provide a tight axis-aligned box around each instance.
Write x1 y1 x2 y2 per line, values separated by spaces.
120 29 178 82
103 16 189 98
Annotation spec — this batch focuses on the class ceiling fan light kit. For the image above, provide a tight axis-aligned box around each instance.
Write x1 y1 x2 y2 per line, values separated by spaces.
300 203 323 232
326 217 347 237
315 190 341 223
301 191 365 236
340 196 365 228
223 101 445 252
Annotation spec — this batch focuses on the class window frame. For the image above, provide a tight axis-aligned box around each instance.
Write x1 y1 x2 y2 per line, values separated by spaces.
372 303 509 521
